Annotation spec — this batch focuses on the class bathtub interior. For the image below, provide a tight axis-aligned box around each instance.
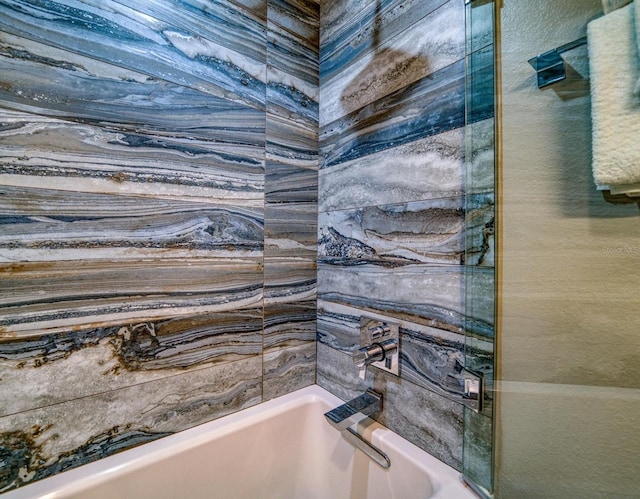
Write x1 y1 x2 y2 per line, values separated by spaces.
3 386 476 499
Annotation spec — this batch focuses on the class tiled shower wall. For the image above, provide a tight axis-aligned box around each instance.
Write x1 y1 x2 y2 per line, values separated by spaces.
0 0 318 492
0 0 496 493
316 0 495 473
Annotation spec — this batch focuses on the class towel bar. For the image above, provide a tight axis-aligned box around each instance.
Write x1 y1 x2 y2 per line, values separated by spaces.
528 37 587 88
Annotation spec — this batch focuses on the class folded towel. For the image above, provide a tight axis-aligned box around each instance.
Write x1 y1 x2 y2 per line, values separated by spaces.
588 4 640 191
609 182 640 196
601 0 633 13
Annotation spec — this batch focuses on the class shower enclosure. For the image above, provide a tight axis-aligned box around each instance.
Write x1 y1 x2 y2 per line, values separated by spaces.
464 0 640 497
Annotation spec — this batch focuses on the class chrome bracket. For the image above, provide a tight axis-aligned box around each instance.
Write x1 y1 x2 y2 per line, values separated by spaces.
461 367 484 413
527 36 587 89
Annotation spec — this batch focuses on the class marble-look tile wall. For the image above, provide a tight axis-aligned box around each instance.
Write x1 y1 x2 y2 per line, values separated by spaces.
0 0 317 492
318 0 495 472
264 0 319 399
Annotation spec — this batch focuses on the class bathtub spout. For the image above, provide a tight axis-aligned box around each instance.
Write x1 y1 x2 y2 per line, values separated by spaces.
324 390 382 431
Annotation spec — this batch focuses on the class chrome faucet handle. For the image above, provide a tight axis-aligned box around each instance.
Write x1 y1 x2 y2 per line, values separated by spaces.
368 324 390 340
353 339 397 380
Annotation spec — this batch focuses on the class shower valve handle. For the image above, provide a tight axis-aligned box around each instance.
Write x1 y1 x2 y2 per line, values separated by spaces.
353 339 397 380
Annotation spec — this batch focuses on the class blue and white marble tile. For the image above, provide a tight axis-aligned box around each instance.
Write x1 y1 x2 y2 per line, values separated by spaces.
263 300 316 351
266 109 318 203
466 44 495 125
466 0 494 55
465 118 495 195
269 0 319 45
0 31 266 140
320 0 448 66
264 258 316 306
0 356 262 493
263 342 316 400
1 258 264 338
319 127 464 212
319 197 466 267
463 409 493 491
0 0 323 492
465 193 495 267
464 266 495 340
266 159 318 203
320 59 465 169
0 310 263 417
266 108 318 168
265 202 317 259
320 0 464 125
318 263 466 335
0 109 265 205
0 185 263 262
267 3 319 109
0 0 268 108
268 0 317 171
266 0 319 123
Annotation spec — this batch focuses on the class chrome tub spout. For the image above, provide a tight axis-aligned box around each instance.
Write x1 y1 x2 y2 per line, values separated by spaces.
323 390 382 431
323 389 390 468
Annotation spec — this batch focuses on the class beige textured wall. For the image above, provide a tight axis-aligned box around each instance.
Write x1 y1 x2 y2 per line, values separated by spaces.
497 0 640 497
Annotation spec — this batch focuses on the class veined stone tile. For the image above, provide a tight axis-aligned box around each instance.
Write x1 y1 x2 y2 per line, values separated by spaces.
266 160 318 203
466 44 495 125
0 186 263 262
266 82 319 126
267 6 319 105
264 300 316 351
316 298 490 404
464 266 495 340
320 59 465 169
0 356 262 493
318 263 465 335
269 0 319 46
463 408 493 491
465 193 495 267
263 342 316 400
101 0 268 65
264 258 317 305
319 197 465 267
316 299 362 351
380 363 464 471
0 310 263 417
266 109 318 180
319 127 464 212
0 32 265 146
0 0 268 108
0 258 263 338
320 0 464 125
320 0 447 63
465 118 495 195
264 0 319 223
0 109 264 205
317 343 463 470
265 202 317 259
466 0 494 55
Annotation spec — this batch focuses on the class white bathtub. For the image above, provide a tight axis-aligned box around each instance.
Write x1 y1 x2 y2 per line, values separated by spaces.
4 385 477 499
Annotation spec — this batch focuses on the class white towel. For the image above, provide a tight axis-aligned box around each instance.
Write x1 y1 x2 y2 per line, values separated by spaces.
588 4 640 192
601 0 633 13
610 182 640 195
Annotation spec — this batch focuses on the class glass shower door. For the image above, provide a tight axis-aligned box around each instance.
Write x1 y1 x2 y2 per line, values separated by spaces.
463 0 496 496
